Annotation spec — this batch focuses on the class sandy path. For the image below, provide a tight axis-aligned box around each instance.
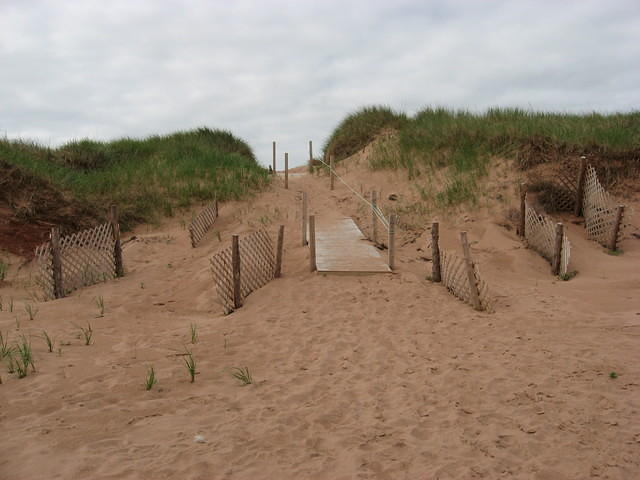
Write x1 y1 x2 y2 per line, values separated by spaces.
0 162 639 479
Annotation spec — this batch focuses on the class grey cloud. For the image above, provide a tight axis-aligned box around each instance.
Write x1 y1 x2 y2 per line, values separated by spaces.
1 0 639 166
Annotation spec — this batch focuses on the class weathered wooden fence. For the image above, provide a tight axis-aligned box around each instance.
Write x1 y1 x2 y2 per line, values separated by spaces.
430 225 491 311
209 228 284 314
523 199 571 276
35 206 123 300
189 199 218 247
582 165 628 250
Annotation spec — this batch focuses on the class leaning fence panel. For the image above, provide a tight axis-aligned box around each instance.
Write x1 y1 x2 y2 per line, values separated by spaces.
524 200 571 276
35 222 117 300
209 229 276 314
439 249 491 311
189 199 218 247
582 166 629 248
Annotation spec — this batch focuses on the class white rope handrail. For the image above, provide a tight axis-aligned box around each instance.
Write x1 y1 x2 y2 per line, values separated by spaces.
316 155 390 231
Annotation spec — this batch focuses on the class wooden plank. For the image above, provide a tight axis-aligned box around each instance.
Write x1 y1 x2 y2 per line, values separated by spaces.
315 217 391 274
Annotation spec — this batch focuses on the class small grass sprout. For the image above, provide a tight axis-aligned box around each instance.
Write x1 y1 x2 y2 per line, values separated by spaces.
559 270 578 281
183 349 196 383
1 331 12 359
25 303 38 321
41 330 55 353
95 296 105 317
145 365 157 390
190 323 198 344
610 371 618 379
231 366 253 386
77 322 94 345
15 335 35 378
9 297 14 312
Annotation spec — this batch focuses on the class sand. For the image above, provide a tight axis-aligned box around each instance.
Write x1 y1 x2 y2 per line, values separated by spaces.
1 157 639 479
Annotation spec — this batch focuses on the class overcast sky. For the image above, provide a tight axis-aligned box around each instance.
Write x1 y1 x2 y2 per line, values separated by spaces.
1 0 639 167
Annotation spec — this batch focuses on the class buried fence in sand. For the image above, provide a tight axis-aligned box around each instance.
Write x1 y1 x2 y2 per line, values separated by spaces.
521 196 571 276
210 227 284 314
189 198 218 247
428 223 491 311
35 205 124 300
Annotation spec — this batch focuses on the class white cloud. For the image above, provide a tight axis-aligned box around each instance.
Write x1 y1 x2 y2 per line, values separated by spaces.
1 0 638 166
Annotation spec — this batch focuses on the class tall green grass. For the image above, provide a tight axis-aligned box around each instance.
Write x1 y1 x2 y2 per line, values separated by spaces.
1 127 269 229
324 106 640 206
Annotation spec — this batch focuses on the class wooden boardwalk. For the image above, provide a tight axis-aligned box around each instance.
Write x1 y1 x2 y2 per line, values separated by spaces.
315 217 391 274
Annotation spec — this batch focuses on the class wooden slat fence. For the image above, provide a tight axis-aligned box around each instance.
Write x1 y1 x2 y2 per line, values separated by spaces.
583 166 630 248
525 200 571 275
439 249 491 311
189 199 218 247
35 222 118 300
209 230 275 314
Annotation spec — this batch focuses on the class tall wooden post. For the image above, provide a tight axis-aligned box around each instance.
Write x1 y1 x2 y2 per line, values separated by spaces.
232 235 242 309
308 140 313 170
460 231 482 311
551 222 564 275
329 155 335 191
272 141 276 174
609 205 625 251
275 225 285 278
309 215 317 272
519 184 526 238
50 227 64 299
431 222 441 282
109 204 124 277
371 190 378 244
284 152 289 189
388 214 396 270
574 156 587 216
301 191 308 246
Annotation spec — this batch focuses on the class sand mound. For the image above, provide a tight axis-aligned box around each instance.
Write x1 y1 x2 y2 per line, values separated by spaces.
1 155 639 479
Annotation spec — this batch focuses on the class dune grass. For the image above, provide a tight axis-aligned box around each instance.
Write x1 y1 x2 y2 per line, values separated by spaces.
324 106 640 207
1 127 270 230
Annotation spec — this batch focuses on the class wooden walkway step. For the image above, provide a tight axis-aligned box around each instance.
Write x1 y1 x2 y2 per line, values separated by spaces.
315 217 391 274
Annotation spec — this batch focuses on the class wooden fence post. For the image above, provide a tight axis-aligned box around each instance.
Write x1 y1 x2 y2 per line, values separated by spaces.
284 152 289 189
232 234 242 309
109 204 124 277
329 155 335 191
388 214 396 270
275 225 285 278
309 140 313 170
551 222 564 275
50 227 65 299
460 231 482 311
431 222 441 282
309 215 317 272
519 184 526 238
301 191 308 246
272 141 276 174
609 205 625 251
574 156 587 216
371 190 378 244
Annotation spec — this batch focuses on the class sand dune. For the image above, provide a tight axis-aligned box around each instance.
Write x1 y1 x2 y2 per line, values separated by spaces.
1 158 639 479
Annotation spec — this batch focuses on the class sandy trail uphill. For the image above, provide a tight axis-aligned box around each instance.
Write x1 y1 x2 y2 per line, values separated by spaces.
1 164 639 479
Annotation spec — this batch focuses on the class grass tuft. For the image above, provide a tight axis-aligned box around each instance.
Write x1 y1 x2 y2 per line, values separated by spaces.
145 366 157 391
41 330 55 353
183 349 196 383
24 303 38 321
76 322 93 345
95 296 105 317
231 366 253 386
190 323 198 344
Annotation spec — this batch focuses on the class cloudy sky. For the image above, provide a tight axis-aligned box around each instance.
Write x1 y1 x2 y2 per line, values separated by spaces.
1 0 639 167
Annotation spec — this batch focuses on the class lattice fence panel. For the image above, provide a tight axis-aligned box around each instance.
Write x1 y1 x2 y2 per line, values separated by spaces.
35 223 116 300
524 200 571 275
189 200 218 247
583 165 630 247
209 230 275 314
439 249 491 311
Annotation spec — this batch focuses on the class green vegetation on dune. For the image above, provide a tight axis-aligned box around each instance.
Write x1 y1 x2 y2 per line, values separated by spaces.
1 128 269 229
324 106 640 207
